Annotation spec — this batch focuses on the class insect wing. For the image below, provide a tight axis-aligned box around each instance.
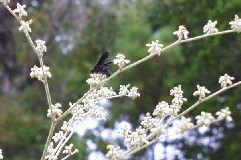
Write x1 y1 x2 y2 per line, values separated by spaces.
104 69 112 77
96 52 109 66
91 52 113 77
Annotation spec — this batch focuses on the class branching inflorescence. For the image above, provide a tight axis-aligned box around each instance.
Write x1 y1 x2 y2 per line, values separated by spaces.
0 0 241 160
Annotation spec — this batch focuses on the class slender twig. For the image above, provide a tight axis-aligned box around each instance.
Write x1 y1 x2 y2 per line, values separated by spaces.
179 30 235 43
166 80 241 126
4 3 54 117
41 122 57 160
3 2 240 159
121 132 178 158
55 130 74 158
3 4 56 159
61 150 79 160
122 108 234 158
121 81 241 158
106 30 236 82
56 88 95 122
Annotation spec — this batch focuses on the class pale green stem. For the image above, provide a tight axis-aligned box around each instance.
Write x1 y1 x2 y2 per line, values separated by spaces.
122 81 241 158
122 115 232 158
3 3 239 159
3 4 56 159
41 122 57 160
166 80 241 126
106 30 236 82
56 88 94 122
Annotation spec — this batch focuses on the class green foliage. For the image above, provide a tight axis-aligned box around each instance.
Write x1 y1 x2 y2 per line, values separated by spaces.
144 0 241 159
1 0 241 159
0 96 49 159
70 136 88 159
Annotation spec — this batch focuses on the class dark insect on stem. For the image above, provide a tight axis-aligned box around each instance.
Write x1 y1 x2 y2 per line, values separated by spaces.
91 52 113 77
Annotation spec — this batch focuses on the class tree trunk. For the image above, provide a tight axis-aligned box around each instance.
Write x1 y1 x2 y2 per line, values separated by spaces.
0 1 19 94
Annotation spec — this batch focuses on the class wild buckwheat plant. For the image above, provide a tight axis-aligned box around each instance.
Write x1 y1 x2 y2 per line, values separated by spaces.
1 1 241 160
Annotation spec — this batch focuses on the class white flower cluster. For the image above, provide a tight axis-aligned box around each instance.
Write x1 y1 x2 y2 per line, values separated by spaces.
123 126 149 149
173 25 189 40
113 53 130 69
82 96 107 120
19 20 33 32
45 142 57 160
47 103 63 119
86 73 107 88
193 85 210 99
119 112 167 151
141 113 156 129
62 144 78 156
45 142 78 160
170 85 187 115
153 101 172 118
46 119 77 159
0 0 10 4
203 20 219 34
0 149 3 159
216 107 232 122
152 86 187 133
195 111 215 126
69 102 85 121
192 74 235 100
50 85 139 159
106 145 122 160
10 3 33 33
69 84 140 124
30 65 52 81
52 131 64 143
119 84 140 99
170 85 187 105
80 87 116 120
176 107 232 133
3 2 238 158
13 3 27 17
176 116 194 133
218 73 235 88
229 15 241 32
44 85 138 159
118 85 186 151
146 40 164 55
118 81 234 155
35 39 47 57
144 113 167 137
61 121 75 132
7 2 49 60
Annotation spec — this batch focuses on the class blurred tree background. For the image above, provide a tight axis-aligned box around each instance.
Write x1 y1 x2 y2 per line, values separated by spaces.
0 0 241 159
